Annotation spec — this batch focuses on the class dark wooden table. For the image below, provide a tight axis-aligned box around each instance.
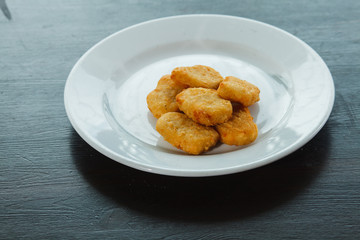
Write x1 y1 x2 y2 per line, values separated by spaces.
1 1 359 239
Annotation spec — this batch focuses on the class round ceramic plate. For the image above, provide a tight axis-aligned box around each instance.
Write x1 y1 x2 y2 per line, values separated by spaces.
64 14 334 177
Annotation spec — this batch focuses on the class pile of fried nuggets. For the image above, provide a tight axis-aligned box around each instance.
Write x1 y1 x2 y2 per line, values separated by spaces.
146 65 260 155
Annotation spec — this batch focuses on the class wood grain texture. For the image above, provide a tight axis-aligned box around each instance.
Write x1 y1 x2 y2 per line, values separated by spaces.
1 0 359 239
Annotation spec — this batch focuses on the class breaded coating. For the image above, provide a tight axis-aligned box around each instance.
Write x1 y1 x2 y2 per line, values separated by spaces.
171 65 224 89
156 112 219 155
215 105 258 146
176 88 232 126
217 76 260 107
146 75 187 118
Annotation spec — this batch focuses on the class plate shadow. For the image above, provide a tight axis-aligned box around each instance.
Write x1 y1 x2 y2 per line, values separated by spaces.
70 125 331 222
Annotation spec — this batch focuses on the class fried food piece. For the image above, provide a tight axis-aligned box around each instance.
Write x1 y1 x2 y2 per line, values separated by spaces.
215 105 258 146
146 75 187 118
217 76 260 107
171 65 224 89
156 112 219 155
176 88 232 126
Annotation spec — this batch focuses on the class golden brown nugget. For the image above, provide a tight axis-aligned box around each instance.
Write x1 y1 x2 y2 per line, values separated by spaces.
217 76 260 107
146 75 187 118
176 88 232 126
171 65 224 89
215 106 258 146
156 112 219 155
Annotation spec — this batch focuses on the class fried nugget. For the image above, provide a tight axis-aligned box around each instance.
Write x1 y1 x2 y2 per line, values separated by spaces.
215 105 258 146
176 88 232 126
156 112 219 155
146 75 187 118
217 76 260 107
171 65 224 89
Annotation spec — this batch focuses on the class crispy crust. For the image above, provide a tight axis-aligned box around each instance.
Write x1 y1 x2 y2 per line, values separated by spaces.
156 112 219 155
215 105 258 145
217 76 260 107
176 87 233 126
171 65 224 89
146 75 187 118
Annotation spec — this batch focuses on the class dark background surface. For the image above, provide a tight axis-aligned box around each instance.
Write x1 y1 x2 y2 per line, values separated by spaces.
1 0 359 239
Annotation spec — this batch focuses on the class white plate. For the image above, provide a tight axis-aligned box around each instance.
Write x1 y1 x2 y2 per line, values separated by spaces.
64 14 334 177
